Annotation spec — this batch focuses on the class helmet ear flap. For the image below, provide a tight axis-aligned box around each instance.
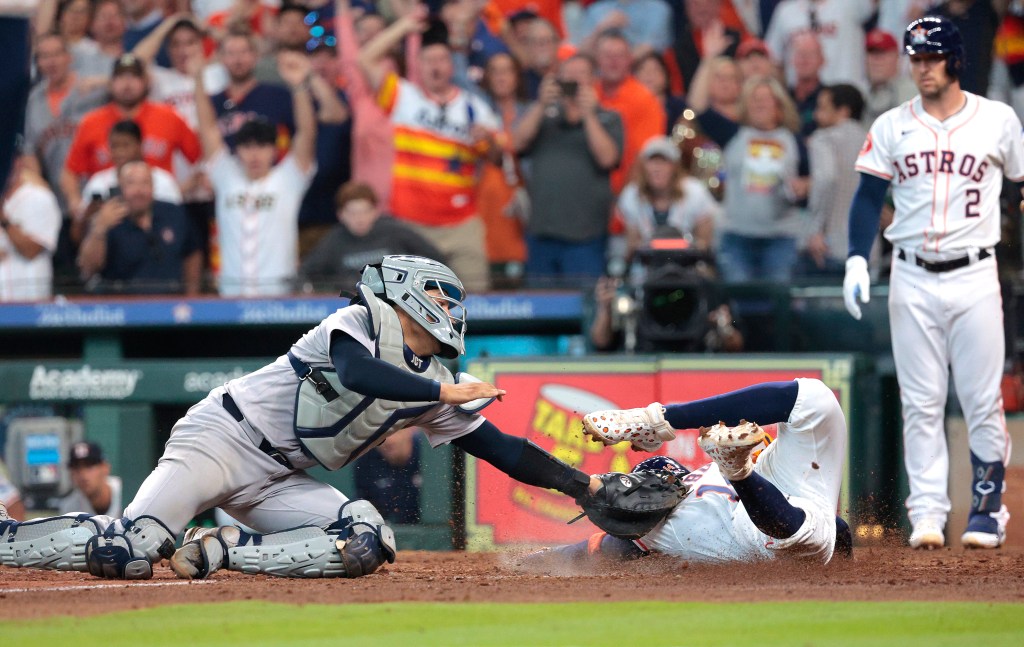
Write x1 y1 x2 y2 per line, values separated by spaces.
360 263 386 296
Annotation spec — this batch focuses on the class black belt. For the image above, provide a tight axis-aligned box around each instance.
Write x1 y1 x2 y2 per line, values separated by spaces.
222 392 294 470
897 248 991 273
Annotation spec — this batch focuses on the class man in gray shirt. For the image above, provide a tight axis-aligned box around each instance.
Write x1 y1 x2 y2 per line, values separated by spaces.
802 83 867 277
24 33 107 212
513 53 623 286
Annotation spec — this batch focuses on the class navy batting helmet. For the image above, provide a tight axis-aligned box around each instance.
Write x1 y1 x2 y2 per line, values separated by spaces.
632 456 690 479
904 15 963 78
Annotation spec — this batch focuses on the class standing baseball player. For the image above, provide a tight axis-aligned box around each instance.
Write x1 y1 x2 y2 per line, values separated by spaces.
0 256 608 580
537 378 852 565
844 16 1022 549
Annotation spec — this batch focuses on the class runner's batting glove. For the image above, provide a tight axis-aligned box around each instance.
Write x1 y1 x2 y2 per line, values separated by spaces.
843 256 870 320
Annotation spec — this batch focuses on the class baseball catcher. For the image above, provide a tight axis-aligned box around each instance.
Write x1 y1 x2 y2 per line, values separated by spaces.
1 255 622 579
533 379 853 565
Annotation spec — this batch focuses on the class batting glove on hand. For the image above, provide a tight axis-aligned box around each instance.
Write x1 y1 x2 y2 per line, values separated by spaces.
843 255 870 320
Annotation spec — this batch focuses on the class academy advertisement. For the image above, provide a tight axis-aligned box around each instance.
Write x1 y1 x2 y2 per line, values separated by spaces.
464 357 853 550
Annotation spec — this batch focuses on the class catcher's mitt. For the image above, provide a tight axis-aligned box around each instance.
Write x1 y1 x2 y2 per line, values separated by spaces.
574 470 690 540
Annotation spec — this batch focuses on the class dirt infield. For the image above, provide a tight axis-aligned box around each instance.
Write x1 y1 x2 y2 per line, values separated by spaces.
2 546 1023 618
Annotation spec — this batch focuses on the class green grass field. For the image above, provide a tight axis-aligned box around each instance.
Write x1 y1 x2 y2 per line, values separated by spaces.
2 601 1021 646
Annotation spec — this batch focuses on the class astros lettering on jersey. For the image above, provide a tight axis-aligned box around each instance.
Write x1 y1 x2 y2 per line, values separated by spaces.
855 92 1024 253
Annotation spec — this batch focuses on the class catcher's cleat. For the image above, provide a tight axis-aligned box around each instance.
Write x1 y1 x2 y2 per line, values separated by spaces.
697 420 766 481
961 507 1008 549
908 518 945 550
582 403 676 452
0 500 8 522
169 540 205 579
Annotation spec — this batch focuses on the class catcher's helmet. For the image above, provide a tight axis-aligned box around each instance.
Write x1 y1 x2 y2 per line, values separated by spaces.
904 15 963 78
632 455 690 479
359 255 468 359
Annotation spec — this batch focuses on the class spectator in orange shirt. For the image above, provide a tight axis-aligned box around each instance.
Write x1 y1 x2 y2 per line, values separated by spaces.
594 30 666 193
60 54 201 217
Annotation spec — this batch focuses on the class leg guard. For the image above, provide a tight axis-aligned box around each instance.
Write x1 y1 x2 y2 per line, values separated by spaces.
85 516 176 580
0 514 102 571
330 499 397 577
181 500 398 579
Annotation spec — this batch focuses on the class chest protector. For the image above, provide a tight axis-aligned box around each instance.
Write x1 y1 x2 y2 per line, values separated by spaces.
293 285 454 470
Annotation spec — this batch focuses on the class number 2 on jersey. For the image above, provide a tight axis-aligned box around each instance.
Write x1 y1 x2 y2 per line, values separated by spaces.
965 188 980 218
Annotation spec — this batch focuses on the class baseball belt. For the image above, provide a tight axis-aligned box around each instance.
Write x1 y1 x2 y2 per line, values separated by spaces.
897 247 991 273
222 392 295 470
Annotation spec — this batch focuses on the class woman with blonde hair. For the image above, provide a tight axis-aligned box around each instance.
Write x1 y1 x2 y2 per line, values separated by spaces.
709 74 808 283
616 135 718 260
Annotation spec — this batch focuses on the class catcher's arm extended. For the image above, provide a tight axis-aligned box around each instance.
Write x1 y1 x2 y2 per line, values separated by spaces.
452 420 600 498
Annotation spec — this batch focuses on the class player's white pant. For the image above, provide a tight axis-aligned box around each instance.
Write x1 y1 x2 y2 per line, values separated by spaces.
888 253 1012 525
751 378 846 560
124 389 349 535
755 379 847 515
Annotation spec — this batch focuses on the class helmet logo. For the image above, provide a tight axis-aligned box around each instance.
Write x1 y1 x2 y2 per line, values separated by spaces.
909 26 928 45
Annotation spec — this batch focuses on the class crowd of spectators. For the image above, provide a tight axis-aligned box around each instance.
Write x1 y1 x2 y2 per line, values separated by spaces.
3 0 1024 301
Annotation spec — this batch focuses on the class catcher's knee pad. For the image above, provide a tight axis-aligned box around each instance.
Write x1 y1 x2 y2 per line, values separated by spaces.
85 516 176 580
0 514 103 571
331 499 397 577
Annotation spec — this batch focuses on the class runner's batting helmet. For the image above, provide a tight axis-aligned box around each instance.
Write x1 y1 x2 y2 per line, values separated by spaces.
904 15 963 78
632 456 690 479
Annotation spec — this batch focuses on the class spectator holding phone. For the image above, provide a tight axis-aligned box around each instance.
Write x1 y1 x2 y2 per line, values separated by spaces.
74 120 183 245
514 53 623 284
77 160 201 294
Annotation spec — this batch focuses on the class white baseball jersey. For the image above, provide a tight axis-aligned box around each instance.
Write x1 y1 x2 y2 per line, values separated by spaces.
640 378 846 564
856 92 1024 254
0 182 61 302
207 149 316 296
765 0 874 89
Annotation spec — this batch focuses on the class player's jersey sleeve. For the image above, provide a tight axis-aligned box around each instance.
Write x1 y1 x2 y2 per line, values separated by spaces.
999 104 1024 181
855 110 896 180
416 407 487 446
315 305 375 358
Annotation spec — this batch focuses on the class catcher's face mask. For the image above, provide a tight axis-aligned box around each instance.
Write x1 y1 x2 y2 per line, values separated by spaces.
360 255 468 359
